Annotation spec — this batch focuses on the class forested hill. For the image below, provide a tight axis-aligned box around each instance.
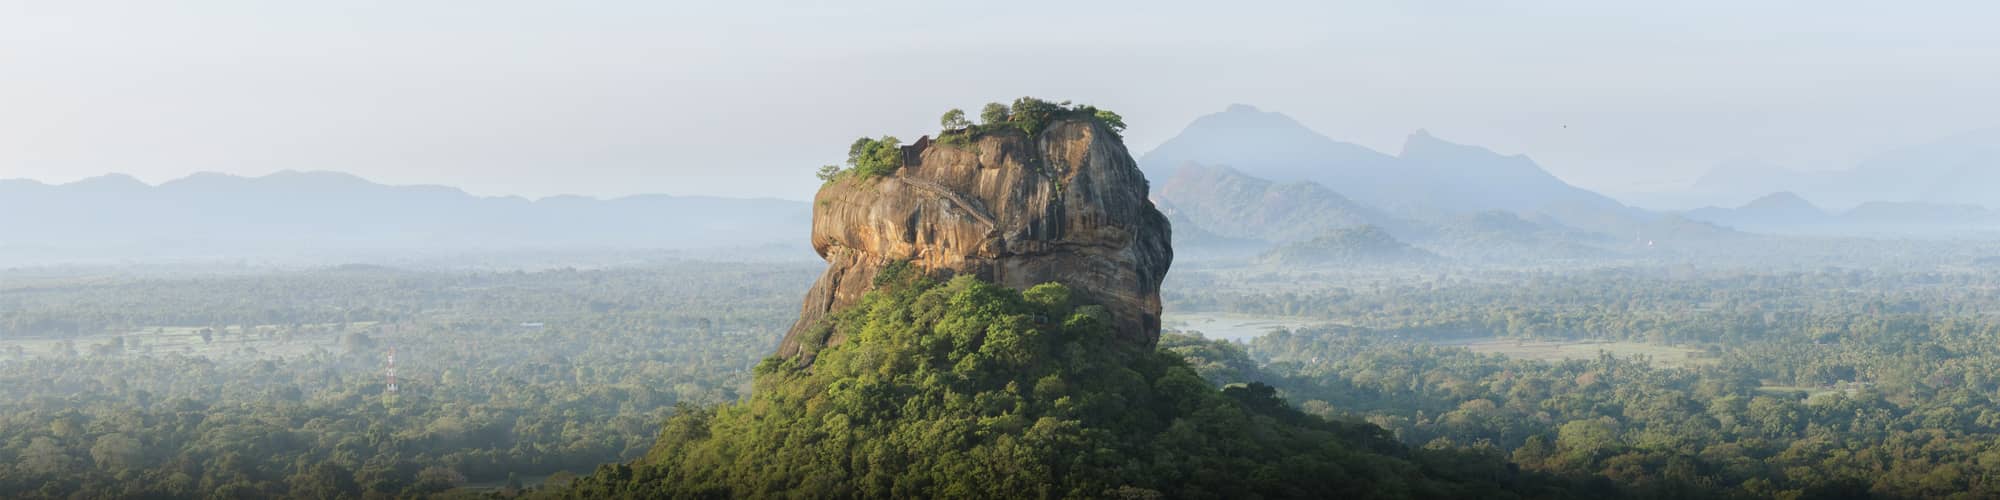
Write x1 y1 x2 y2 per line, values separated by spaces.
548 99 1585 498
554 269 1575 498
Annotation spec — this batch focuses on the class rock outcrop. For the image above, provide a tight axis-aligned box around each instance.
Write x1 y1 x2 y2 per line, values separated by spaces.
778 118 1172 363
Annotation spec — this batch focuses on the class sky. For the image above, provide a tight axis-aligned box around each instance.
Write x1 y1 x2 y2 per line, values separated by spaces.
3 0 1997 201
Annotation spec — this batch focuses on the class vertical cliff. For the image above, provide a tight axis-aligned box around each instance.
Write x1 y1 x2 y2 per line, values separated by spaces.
778 118 1172 363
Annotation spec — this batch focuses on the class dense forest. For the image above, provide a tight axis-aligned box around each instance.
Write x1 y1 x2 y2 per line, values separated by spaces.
552 265 1571 499
12 261 2000 497
1165 266 2000 498
0 263 814 498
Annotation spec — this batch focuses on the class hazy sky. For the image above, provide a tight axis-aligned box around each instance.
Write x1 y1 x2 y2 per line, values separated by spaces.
4 1 1996 201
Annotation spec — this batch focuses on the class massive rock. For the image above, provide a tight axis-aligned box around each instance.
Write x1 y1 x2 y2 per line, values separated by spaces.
778 118 1172 363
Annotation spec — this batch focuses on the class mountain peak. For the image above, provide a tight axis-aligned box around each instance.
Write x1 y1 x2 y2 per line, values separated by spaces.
1138 105 1394 187
1739 191 1825 215
63 173 151 192
1399 129 1509 160
1743 191 1814 208
1186 103 1310 131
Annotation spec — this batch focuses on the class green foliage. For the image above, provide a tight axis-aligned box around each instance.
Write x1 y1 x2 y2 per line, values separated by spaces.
979 102 1010 125
0 263 813 499
555 275 1559 499
1006 96 1063 135
956 98 1125 138
822 98 1125 183
1182 267 2000 498
844 136 905 180
940 108 971 130
1094 109 1127 135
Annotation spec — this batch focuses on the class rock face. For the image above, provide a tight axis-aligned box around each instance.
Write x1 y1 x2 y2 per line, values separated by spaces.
778 119 1173 363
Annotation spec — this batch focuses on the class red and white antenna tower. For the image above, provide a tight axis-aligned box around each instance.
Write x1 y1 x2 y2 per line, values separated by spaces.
386 346 399 394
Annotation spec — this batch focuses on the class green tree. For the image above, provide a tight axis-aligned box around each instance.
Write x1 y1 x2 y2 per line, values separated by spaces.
844 136 904 179
1009 96 1059 134
89 433 145 471
1094 109 1127 135
979 102 1010 125
294 462 361 500
940 108 971 130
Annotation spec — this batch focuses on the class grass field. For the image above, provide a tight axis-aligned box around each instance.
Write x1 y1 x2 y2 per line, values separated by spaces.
1434 337 1715 368
1163 312 1328 341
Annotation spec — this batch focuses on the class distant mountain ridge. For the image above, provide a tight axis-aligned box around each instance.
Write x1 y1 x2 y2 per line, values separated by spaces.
1143 105 1740 262
1681 190 2000 237
1679 128 2000 211
1684 192 1829 229
1140 104 1638 228
0 170 810 264
1155 163 1403 244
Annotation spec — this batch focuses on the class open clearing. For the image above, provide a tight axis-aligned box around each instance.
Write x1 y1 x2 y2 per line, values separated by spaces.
1433 337 1715 368
1163 312 1328 341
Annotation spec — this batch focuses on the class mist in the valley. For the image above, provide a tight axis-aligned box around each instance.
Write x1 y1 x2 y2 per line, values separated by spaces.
6 2 2000 499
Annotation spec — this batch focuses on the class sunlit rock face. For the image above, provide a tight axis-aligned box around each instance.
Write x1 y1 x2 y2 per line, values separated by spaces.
778 119 1173 364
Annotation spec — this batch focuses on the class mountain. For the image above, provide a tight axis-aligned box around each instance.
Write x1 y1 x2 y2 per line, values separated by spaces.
1258 225 1438 266
1394 130 1634 219
1139 104 1397 190
1140 105 1640 228
1683 192 1832 231
1679 190 2000 238
1681 128 2000 211
1154 161 1724 263
1672 159 1809 208
1155 163 1401 244
0 170 810 264
564 104 1569 498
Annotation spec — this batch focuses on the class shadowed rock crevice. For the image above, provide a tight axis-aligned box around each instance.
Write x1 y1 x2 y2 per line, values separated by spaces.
778 118 1172 363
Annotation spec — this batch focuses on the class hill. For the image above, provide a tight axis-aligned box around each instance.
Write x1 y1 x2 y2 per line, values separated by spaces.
552 100 1574 498
1683 191 2000 237
1683 192 1831 231
1140 105 1638 228
0 171 810 265
1156 163 1402 244
1138 104 1398 190
1259 225 1439 266
1680 128 2000 211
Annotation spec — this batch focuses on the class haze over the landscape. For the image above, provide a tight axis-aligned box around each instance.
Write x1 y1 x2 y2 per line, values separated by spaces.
16 4 2000 500
7 1 1999 202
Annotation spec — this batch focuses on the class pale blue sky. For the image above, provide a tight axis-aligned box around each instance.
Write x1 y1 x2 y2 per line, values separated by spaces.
3 1 1996 200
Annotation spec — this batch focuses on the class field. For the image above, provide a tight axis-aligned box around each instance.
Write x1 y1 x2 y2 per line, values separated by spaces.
1433 337 1716 368
1163 312 1328 341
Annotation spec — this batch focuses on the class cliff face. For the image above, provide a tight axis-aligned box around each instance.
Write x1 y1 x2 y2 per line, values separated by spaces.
778 119 1172 363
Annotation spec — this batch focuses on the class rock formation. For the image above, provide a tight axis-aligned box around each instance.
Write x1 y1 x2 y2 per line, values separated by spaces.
778 118 1172 363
